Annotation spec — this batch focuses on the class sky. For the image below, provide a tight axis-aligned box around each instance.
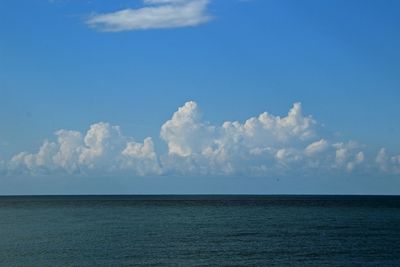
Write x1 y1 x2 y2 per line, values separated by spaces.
0 0 400 195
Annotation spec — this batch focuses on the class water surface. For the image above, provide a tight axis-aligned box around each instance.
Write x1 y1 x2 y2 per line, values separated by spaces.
1 195 399 266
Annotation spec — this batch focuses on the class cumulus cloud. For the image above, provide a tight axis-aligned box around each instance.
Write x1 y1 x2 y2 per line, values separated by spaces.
9 122 160 176
5 100 398 177
161 101 317 158
121 137 161 175
160 101 215 157
376 148 400 174
332 142 365 171
160 101 366 176
86 0 212 32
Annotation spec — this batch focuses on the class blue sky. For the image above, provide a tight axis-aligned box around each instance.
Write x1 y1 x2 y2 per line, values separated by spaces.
0 0 400 194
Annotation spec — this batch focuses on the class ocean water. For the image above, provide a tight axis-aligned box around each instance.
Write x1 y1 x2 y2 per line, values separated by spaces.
0 195 400 266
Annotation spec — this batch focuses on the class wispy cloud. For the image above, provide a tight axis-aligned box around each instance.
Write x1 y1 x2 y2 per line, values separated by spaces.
86 0 212 32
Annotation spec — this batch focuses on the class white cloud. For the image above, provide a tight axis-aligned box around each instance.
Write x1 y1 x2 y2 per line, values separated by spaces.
8 100 400 178
376 148 400 174
160 101 317 158
305 139 328 156
10 141 59 174
160 101 365 176
86 0 212 32
160 101 215 157
333 142 365 171
121 137 161 175
9 122 160 176
78 123 126 169
52 130 83 173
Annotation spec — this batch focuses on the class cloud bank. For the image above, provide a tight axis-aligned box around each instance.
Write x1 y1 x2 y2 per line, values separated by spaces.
86 0 212 32
159 101 366 176
2 101 399 177
9 122 160 176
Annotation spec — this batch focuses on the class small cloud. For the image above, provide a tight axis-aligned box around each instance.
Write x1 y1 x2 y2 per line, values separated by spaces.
376 148 400 174
333 142 364 171
86 0 212 32
305 139 328 156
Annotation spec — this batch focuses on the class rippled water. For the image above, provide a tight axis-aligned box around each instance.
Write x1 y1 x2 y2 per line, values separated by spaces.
1 195 400 266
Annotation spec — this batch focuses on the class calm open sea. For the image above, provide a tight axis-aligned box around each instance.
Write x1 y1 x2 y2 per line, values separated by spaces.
0 195 399 266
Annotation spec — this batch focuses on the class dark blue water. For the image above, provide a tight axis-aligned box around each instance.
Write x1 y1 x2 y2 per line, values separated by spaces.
1 195 400 266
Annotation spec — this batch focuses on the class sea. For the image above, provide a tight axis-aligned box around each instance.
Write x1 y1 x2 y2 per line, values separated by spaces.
0 195 399 266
